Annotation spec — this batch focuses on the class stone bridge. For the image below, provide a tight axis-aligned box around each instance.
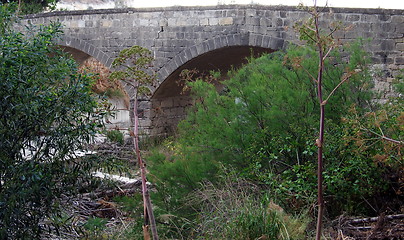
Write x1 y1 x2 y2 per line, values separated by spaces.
23 5 404 136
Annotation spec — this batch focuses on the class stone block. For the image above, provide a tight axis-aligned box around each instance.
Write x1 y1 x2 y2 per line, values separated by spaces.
173 55 183 67
372 22 392 32
179 53 188 64
167 18 176 26
208 18 219 26
344 31 361 39
164 108 174 116
280 11 287 18
233 17 245 25
77 20 86 28
195 43 205 55
275 18 283 27
138 19 149 26
199 18 209 26
112 19 121 28
268 37 284 50
389 32 404 40
333 13 345 21
179 98 192 107
219 17 234 26
247 17 260 26
189 45 198 58
161 99 174 108
378 14 391 21
391 15 404 24
259 18 268 27
225 9 238 17
226 34 235 45
85 20 94 28
394 23 404 34
68 21 77 28
246 9 256 17
248 34 260 47
207 39 215 51
397 43 404 51
101 20 113 28
346 14 360 22
374 81 391 92
380 40 395 51
175 19 188 26
395 57 404 65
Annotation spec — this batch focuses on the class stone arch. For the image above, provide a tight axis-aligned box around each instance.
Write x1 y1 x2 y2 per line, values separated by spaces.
56 36 113 68
56 43 132 131
149 33 286 136
155 33 286 90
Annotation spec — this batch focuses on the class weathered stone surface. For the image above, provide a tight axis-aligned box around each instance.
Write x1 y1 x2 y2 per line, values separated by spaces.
21 5 404 136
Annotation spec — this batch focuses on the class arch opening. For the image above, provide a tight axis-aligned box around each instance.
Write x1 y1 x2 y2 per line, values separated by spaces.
60 46 92 66
150 46 275 136
59 46 131 131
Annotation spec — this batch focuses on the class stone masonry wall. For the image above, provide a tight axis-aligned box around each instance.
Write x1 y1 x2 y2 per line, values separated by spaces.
149 96 193 136
22 5 404 136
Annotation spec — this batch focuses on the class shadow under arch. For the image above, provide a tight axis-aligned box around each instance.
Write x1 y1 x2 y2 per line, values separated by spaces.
150 33 286 136
153 33 285 98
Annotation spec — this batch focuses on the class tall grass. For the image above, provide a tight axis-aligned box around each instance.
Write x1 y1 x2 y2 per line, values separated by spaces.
187 171 309 240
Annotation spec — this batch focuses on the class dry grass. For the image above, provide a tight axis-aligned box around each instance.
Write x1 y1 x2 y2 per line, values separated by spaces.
187 172 309 240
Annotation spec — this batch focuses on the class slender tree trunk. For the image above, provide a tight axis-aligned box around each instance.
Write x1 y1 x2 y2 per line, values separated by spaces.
316 100 325 240
314 7 325 240
133 97 159 240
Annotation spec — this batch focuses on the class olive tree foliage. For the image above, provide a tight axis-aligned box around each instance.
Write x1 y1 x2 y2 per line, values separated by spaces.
0 5 104 238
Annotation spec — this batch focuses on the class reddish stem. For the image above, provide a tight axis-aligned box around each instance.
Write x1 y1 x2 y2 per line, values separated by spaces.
314 6 325 240
133 97 159 240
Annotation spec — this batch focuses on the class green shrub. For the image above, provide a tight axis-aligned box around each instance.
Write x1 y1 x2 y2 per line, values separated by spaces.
178 41 372 177
148 40 382 228
113 194 143 217
147 140 219 216
106 129 124 145
83 217 108 231
0 8 106 238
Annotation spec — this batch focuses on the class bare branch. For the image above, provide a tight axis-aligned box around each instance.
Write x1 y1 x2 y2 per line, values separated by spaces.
360 127 404 145
327 26 340 38
323 72 353 104
323 46 334 60
301 28 318 43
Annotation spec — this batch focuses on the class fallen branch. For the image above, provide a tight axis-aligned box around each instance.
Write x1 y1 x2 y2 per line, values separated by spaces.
347 214 404 224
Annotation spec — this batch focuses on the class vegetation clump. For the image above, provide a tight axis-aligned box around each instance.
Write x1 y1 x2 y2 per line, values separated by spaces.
0 5 107 238
146 39 403 238
106 129 125 145
1 0 58 14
